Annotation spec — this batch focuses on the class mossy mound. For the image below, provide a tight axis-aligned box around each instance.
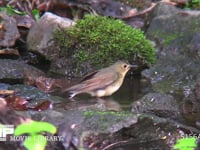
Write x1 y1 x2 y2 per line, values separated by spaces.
54 15 156 73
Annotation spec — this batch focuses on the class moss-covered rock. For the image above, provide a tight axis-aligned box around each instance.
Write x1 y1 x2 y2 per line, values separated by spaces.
54 15 156 74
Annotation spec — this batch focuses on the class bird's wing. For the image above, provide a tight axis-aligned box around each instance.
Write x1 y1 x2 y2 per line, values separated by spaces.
67 70 119 92
80 71 99 82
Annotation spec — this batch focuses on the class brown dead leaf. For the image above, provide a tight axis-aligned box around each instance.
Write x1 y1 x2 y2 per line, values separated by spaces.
36 76 56 92
0 48 20 56
30 100 53 111
0 90 15 95
5 95 28 111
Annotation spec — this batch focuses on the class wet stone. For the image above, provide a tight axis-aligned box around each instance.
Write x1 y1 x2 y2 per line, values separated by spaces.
131 93 180 119
0 59 43 83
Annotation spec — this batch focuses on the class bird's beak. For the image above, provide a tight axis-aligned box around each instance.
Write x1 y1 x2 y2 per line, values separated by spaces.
130 64 138 69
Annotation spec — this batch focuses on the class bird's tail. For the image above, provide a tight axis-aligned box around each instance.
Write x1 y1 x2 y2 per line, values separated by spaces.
62 87 78 99
67 91 77 99
63 83 86 98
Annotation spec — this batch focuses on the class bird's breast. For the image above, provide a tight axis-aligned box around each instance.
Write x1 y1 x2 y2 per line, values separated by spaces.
95 77 124 97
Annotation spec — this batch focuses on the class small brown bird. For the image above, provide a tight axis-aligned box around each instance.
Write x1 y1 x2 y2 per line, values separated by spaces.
65 61 137 98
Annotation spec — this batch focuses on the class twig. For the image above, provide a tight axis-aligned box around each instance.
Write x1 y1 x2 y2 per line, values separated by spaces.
119 2 157 19
102 140 128 150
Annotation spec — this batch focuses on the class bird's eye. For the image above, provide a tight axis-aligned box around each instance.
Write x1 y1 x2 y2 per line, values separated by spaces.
123 64 127 68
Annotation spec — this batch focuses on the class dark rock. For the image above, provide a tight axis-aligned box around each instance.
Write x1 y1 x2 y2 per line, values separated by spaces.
115 114 200 149
13 99 200 149
119 0 152 11
0 59 43 83
0 98 26 125
187 33 200 58
57 122 78 150
0 13 20 47
194 74 200 102
183 73 200 112
13 14 35 28
9 84 54 102
56 110 200 149
141 4 200 132
24 109 138 135
132 93 180 118
143 3 200 96
90 0 137 18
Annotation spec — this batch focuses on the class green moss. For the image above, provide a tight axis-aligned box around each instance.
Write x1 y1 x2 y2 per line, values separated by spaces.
163 32 180 45
83 110 131 118
152 80 176 94
151 30 181 46
54 15 156 70
185 0 200 10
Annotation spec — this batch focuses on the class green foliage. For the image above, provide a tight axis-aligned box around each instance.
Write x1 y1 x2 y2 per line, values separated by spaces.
0 5 40 20
0 5 26 16
32 9 40 20
185 0 200 10
14 121 57 150
173 137 197 150
54 15 156 69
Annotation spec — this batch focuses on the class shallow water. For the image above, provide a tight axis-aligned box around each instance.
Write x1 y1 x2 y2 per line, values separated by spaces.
110 76 144 110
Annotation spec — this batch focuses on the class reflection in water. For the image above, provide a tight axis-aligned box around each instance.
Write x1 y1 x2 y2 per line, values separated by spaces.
180 100 200 129
97 98 122 111
61 97 122 112
111 76 149 110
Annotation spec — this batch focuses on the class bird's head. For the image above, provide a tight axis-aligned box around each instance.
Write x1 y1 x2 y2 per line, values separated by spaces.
112 61 137 76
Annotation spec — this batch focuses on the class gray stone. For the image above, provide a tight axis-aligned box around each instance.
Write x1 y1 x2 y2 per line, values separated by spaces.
147 2 179 20
0 59 43 81
143 3 200 96
27 12 74 59
132 93 180 118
